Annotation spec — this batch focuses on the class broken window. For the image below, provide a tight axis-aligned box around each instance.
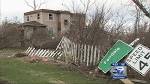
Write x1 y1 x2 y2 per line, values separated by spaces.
49 14 53 20
37 13 40 19
64 19 68 25
27 16 29 21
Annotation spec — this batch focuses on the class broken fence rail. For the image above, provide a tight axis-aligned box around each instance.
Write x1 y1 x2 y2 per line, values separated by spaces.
24 47 63 59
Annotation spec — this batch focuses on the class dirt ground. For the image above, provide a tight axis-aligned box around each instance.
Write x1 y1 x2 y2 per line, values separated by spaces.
0 48 24 58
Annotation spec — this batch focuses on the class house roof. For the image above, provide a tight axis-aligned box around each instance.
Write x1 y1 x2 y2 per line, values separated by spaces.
24 9 71 15
21 21 46 27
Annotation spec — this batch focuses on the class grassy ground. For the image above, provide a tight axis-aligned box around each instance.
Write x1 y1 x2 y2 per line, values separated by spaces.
0 49 122 84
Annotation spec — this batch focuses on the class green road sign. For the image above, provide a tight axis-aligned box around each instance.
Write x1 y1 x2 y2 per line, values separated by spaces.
98 40 133 73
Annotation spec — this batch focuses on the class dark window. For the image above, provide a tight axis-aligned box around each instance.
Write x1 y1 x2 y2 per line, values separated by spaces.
49 14 53 20
37 13 40 19
27 16 29 21
64 19 68 25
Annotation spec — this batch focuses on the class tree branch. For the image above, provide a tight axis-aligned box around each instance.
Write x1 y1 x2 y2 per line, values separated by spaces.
33 0 37 10
131 0 150 18
25 0 34 9
38 0 46 9
25 0 46 10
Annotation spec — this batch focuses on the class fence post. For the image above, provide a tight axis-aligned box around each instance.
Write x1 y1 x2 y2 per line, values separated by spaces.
75 43 77 63
77 43 80 64
97 49 100 64
86 45 90 66
90 45 94 66
71 42 74 60
83 44 87 63
93 46 97 65
72 42 76 62
80 44 84 64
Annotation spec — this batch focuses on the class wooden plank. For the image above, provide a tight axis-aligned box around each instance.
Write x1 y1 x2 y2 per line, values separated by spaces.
26 47 32 54
80 44 84 64
42 50 49 57
70 42 74 60
72 43 75 62
34 49 41 56
83 44 87 62
63 44 68 62
63 37 69 51
57 53 63 59
31 49 37 57
40 50 47 57
55 37 64 50
75 44 77 63
26 47 33 54
37 49 44 57
90 45 94 66
97 49 100 64
49 50 56 57
46 51 52 57
38 49 44 57
62 40 68 62
51 50 59 58
93 46 97 65
28 48 35 56
86 45 90 66
77 44 80 63
57 52 62 59
25 47 30 54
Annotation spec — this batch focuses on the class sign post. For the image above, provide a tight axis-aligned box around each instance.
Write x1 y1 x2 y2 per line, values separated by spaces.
98 40 133 73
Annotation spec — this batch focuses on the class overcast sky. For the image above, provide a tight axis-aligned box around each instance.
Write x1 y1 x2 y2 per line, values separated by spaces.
0 0 130 22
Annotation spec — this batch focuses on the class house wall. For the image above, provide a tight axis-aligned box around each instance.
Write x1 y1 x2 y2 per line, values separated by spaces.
41 12 58 34
24 12 42 23
60 13 71 34
24 10 85 36
24 12 59 34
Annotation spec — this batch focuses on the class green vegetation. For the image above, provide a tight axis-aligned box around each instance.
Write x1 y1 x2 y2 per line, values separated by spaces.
0 49 122 84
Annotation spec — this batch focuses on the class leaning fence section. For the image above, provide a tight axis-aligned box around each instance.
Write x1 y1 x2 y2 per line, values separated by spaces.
61 37 101 67
24 37 102 67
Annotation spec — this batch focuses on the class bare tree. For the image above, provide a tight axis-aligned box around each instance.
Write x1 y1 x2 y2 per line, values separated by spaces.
133 5 141 38
25 0 46 10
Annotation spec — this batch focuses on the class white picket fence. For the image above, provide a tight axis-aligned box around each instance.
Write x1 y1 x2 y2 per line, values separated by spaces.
24 47 63 59
60 37 101 67
24 37 101 67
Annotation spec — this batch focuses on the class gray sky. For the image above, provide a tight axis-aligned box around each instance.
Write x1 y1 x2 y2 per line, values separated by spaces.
1 0 130 22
